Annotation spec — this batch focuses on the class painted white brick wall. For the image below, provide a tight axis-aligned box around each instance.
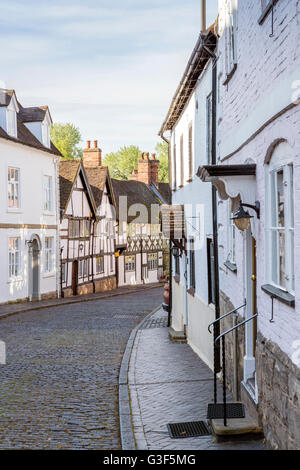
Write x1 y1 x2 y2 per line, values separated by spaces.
217 0 300 361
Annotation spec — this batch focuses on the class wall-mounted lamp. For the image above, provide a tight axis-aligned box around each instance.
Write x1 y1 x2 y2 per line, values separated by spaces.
25 240 34 249
171 246 181 258
79 243 84 252
231 201 260 232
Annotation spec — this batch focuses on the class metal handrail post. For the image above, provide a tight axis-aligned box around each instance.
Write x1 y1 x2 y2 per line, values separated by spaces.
222 335 227 426
208 301 246 333
215 314 258 345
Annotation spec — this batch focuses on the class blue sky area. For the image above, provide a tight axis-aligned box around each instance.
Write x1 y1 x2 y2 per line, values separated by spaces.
0 0 218 155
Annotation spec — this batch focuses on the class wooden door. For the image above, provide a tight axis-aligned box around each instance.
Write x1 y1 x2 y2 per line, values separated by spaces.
72 260 78 296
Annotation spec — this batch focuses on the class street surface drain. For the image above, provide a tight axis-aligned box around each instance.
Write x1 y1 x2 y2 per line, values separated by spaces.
207 403 245 419
167 421 211 439
141 317 169 329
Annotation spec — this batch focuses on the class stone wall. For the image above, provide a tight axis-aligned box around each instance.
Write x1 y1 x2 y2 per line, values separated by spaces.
257 331 300 450
63 276 117 298
220 291 245 400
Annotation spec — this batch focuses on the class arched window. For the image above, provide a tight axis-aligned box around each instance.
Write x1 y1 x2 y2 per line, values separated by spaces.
265 142 294 294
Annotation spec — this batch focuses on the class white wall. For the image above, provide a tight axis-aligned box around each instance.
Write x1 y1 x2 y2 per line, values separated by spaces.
170 60 216 369
0 138 59 303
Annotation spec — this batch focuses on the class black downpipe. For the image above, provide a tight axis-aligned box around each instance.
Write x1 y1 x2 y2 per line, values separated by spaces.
210 52 221 402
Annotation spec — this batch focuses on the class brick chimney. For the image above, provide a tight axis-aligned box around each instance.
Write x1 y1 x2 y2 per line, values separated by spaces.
83 140 102 168
136 152 159 186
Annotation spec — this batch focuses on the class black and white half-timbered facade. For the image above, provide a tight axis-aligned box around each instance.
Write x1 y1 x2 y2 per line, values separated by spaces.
111 152 171 287
59 153 117 297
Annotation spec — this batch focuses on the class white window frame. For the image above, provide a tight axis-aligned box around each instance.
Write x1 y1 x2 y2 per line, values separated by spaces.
96 255 104 274
8 237 21 280
125 255 135 272
44 237 54 273
266 158 294 294
6 108 17 138
148 252 158 271
43 175 53 212
226 0 238 74
8 167 20 210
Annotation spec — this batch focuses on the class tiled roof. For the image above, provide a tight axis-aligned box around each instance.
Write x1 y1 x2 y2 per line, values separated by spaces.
158 183 171 204
18 105 48 123
84 166 108 208
59 160 81 211
111 179 164 223
0 88 60 156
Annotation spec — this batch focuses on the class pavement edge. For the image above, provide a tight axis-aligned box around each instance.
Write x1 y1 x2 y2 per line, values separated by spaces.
118 303 162 450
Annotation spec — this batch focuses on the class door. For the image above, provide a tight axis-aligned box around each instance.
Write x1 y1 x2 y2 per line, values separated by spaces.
32 239 40 300
72 260 78 296
243 230 258 398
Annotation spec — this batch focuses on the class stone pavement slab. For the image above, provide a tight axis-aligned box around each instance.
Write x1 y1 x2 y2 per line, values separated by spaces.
127 308 264 450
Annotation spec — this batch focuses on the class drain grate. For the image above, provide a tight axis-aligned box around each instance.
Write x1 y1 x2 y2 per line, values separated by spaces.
142 317 169 329
207 403 245 419
167 421 211 439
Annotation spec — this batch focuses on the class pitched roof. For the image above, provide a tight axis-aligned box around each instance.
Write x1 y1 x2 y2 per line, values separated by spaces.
158 183 171 204
159 28 217 134
0 89 14 107
84 166 109 208
59 160 81 211
18 104 50 123
111 179 165 223
0 88 60 156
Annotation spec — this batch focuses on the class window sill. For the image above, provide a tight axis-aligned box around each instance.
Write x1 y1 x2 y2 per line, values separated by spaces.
224 260 237 273
187 287 195 297
261 284 295 307
7 277 23 284
258 0 279 25
223 63 237 86
174 275 180 284
43 211 55 216
7 209 22 214
43 272 56 279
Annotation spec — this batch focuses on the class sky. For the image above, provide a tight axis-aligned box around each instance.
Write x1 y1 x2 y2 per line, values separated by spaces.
0 0 218 156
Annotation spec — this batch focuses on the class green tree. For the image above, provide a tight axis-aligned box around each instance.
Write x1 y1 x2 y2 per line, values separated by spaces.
103 145 140 180
155 141 169 183
50 123 82 159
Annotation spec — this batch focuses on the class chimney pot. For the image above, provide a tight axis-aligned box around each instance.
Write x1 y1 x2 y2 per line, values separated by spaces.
94 140 98 148
87 140 91 149
151 153 156 160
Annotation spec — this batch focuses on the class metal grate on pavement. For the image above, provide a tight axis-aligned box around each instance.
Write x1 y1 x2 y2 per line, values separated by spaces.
167 421 211 439
207 403 245 419
141 317 169 329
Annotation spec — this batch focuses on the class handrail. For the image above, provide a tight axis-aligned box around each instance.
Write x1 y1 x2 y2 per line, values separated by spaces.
208 301 246 333
215 314 258 344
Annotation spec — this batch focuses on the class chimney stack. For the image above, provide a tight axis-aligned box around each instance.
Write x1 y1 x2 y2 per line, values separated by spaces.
136 151 159 186
83 139 102 168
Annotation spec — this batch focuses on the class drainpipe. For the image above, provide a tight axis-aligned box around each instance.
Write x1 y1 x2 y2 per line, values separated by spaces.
200 0 206 33
91 219 96 293
184 253 188 335
203 43 221 387
159 131 172 326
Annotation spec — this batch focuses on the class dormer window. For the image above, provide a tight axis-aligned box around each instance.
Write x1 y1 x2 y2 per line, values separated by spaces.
6 107 17 138
42 118 50 148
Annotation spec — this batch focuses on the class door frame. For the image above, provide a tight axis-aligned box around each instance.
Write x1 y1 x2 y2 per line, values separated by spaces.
243 228 258 399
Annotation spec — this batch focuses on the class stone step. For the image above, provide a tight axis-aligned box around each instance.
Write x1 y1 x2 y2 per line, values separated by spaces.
168 327 187 343
210 417 264 442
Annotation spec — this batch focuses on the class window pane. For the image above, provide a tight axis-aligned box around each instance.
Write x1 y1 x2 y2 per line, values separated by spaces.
277 170 285 228
289 165 294 228
271 230 278 285
290 230 295 292
279 230 286 288
270 172 277 227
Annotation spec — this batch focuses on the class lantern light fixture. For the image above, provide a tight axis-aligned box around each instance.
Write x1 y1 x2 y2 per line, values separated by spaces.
231 201 260 232
171 246 181 258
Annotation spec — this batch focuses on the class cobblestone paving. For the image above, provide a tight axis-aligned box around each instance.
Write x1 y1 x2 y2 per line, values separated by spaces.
0 289 163 449
129 308 264 450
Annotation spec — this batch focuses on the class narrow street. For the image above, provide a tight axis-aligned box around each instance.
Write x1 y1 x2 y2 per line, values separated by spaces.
0 288 163 450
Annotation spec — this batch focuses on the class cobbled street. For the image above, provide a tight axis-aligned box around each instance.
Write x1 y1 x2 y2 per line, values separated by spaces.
0 288 163 450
